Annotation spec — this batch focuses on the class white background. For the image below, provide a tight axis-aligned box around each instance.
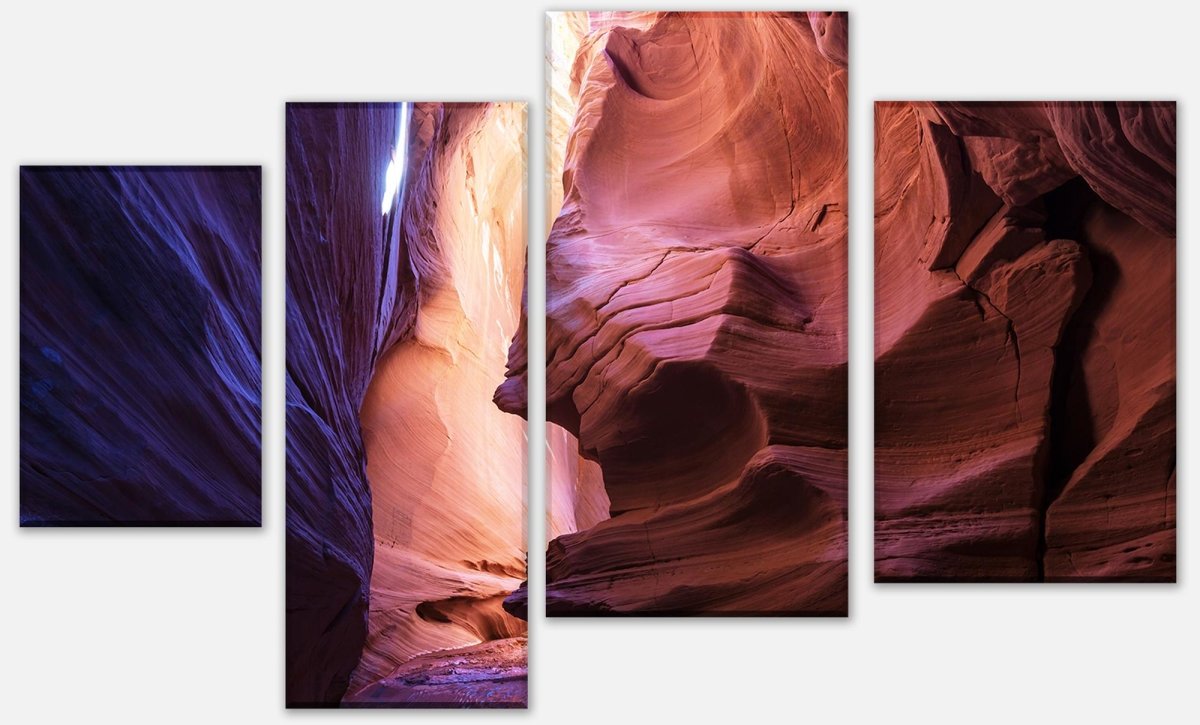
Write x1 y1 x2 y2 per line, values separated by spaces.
1 1 1194 722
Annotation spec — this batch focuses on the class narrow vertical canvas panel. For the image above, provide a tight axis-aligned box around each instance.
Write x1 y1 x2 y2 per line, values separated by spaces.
516 11 850 616
285 102 529 706
874 101 1176 582
19 166 262 526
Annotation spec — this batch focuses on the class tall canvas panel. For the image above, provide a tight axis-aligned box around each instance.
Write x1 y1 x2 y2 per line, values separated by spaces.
285 102 529 706
20 165 262 526
523 11 850 615
874 101 1176 582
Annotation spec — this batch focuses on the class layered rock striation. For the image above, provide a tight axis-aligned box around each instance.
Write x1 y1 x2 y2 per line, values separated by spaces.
19 166 261 526
500 11 850 615
874 101 1175 582
286 102 528 707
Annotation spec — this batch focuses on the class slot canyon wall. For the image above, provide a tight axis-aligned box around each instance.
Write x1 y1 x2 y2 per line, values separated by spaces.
286 102 528 707
874 101 1176 582
20 166 262 526
501 11 850 615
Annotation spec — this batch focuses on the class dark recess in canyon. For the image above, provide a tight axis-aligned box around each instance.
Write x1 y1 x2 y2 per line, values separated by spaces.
875 101 1176 583
285 102 527 707
496 11 850 615
19 166 262 526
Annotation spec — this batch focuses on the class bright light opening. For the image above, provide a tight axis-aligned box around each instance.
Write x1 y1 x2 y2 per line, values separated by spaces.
381 102 411 215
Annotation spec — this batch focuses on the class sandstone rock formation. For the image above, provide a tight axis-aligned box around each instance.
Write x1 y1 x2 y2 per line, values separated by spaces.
874 101 1175 582
500 11 849 615
19 166 261 526
286 102 528 707
346 637 527 708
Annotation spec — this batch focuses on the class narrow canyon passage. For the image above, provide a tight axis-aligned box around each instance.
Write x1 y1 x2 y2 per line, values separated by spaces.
285 101 528 707
345 102 528 705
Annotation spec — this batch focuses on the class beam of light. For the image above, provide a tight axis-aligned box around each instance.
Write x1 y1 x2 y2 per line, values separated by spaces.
381 101 411 215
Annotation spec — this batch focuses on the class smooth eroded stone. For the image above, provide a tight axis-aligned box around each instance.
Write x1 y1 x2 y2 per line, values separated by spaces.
522 11 849 615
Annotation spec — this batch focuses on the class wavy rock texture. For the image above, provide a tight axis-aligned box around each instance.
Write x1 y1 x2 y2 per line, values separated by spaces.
345 103 528 702
19 166 261 526
502 11 849 615
874 101 1175 582
286 102 527 707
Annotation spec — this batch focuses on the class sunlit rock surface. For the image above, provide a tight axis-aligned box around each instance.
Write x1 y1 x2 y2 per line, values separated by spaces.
502 11 849 615
19 166 261 526
346 103 528 701
286 102 527 707
874 101 1175 582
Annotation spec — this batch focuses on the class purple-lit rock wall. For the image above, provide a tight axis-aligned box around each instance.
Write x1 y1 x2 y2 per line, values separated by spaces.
285 103 418 706
19 166 261 526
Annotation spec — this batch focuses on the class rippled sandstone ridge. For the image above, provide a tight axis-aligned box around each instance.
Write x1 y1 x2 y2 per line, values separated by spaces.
875 101 1176 582
286 102 527 706
499 12 850 615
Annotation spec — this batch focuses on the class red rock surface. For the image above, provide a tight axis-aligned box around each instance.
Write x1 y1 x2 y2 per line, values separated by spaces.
874 101 1175 582
499 11 849 615
286 102 528 707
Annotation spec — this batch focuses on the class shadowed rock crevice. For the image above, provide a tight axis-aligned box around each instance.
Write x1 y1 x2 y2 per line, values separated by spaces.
1037 180 1105 580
